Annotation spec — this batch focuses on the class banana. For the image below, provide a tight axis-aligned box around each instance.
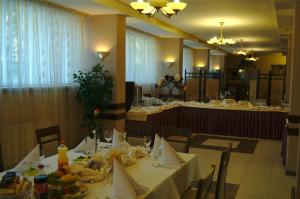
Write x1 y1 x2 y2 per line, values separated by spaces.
79 168 101 177
15 184 22 194
21 181 31 193
60 174 79 183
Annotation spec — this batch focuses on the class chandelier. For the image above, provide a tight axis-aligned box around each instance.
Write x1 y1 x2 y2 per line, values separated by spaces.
130 0 187 18
245 50 259 62
232 39 249 56
207 22 236 45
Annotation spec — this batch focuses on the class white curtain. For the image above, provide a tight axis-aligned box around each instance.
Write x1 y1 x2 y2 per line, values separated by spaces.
0 0 88 88
183 47 193 75
126 28 161 93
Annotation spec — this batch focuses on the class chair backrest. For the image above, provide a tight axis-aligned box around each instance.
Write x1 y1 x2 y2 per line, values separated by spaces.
35 125 61 157
196 165 216 199
215 143 232 199
161 126 192 153
0 144 4 172
125 122 153 146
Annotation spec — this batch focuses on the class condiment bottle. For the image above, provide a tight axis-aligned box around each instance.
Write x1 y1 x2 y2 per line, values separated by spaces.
57 139 68 169
34 166 48 199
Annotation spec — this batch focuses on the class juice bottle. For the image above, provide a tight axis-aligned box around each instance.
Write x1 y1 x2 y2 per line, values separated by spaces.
57 139 68 169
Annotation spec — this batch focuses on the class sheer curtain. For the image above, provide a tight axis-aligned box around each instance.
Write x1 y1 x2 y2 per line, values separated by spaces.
0 0 88 168
183 47 194 75
126 28 161 93
0 0 88 88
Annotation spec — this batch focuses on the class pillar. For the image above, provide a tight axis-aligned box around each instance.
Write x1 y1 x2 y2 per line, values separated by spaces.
291 2 300 198
286 34 293 99
160 38 183 76
87 15 126 132
193 49 209 72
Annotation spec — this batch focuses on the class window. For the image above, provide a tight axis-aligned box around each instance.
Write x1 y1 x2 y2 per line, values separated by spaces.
126 28 161 93
183 47 193 74
0 0 88 88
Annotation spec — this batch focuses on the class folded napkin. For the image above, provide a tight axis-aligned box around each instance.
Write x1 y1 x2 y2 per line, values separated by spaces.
112 159 146 199
161 138 184 167
112 128 123 150
152 134 161 158
74 136 95 153
14 145 40 172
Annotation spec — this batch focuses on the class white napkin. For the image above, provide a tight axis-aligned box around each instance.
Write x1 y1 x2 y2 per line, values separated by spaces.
161 138 184 167
74 136 95 153
151 134 161 158
14 145 40 172
112 128 123 149
112 159 147 199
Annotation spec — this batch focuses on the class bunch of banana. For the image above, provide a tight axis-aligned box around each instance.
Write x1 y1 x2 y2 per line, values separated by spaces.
15 178 31 195
0 172 32 196
60 174 80 183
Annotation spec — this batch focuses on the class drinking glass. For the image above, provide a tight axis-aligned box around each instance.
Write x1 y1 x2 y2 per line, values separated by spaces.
104 130 113 148
144 135 152 153
103 130 113 148
120 132 127 143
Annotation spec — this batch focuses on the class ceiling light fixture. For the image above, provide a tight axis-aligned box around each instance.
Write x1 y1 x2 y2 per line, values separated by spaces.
232 39 249 56
130 0 187 18
207 22 236 45
245 50 259 62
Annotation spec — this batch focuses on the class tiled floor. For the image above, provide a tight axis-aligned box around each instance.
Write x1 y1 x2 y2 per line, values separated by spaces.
189 134 296 199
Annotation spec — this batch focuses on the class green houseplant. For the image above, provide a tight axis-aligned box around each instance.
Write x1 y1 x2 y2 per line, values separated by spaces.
73 62 114 149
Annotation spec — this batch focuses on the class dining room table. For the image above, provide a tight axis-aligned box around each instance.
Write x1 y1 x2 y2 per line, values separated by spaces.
126 101 288 140
0 143 200 199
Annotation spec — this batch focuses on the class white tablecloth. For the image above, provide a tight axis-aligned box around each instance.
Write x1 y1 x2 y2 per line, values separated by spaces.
1 148 200 199
126 101 288 121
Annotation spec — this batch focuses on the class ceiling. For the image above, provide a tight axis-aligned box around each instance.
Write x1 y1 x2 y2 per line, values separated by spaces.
48 0 294 54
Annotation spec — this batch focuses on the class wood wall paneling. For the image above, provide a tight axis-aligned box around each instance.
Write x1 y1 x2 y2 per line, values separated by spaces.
0 87 86 169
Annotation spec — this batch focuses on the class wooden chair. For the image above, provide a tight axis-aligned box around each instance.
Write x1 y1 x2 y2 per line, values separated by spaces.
0 144 4 172
183 144 232 199
291 186 295 199
215 143 232 199
35 125 61 157
125 122 153 146
161 126 192 153
182 165 215 199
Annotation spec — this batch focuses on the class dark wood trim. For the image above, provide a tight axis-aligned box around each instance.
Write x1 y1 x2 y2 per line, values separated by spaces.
203 70 207 101
267 71 272 106
198 70 202 102
100 113 126 120
108 103 126 110
184 69 187 101
286 127 299 136
287 115 300 123
285 169 296 176
256 70 260 99
282 71 286 100
218 70 222 100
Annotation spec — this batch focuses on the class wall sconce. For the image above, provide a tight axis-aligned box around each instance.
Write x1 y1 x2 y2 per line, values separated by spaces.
96 51 109 61
163 61 174 67
214 66 220 71
195 64 206 69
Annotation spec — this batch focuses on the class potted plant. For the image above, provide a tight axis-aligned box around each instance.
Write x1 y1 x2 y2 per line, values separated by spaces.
73 63 114 151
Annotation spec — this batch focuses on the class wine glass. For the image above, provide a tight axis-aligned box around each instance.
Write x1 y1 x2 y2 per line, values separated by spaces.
144 135 152 153
120 132 127 143
104 130 113 148
120 132 129 152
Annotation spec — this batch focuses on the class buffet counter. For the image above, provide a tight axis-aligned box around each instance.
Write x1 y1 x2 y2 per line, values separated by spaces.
126 101 288 140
